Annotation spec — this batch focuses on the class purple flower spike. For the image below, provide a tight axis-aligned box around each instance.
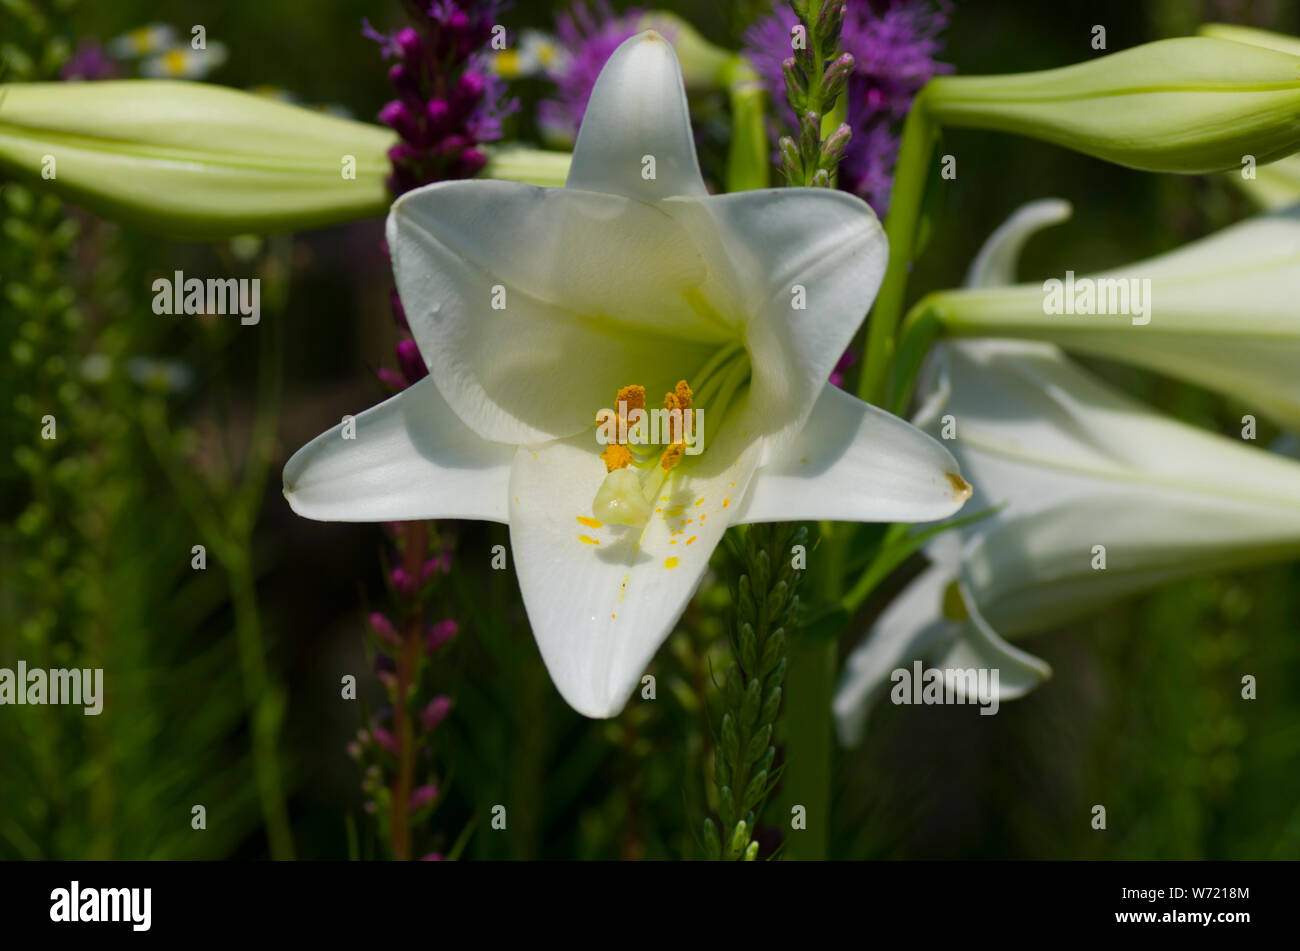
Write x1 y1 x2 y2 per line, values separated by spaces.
744 0 952 211
371 726 400 757
391 567 415 598
369 611 402 648
539 2 647 146
364 0 517 197
420 695 453 732
426 619 459 653
409 784 439 810
396 338 428 386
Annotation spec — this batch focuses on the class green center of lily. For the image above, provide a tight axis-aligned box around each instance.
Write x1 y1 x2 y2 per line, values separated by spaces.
591 343 751 527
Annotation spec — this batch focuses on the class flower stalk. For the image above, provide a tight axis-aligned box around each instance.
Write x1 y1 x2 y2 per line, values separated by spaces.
703 523 806 860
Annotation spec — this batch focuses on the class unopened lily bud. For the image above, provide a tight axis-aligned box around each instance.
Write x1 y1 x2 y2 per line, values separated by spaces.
924 37 1300 173
0 80 395 236
1198 23 1300 58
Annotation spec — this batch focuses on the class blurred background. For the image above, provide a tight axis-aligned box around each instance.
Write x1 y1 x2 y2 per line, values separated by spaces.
2 0 1298 860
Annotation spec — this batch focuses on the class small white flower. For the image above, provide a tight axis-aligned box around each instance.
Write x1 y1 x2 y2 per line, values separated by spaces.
106 23 178 59
140 42 228 80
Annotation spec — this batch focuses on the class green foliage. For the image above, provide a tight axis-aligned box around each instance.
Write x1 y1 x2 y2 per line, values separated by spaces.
702 523 806 860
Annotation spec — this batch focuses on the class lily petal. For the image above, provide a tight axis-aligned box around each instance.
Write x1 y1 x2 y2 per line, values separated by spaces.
832 564 953 746
670 188 889 455
388 180 727 445
565 31 707 203
735 384 970 524
283 376 513 523
508 403 764 718
934 580 1052 702
964 198 1073 289
930 339 1300 635
832 565 1051 746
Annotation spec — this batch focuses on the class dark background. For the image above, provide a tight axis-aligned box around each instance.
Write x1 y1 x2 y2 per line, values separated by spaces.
2 0 1298 860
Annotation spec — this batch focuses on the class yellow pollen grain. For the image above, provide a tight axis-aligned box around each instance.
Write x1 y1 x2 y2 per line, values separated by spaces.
578 535 600 546
694 498 704 507
660 442 686 472
615 384 645 414
576 515 603 529
686 536 697 544
723 498 731 508
601 443 634 471
664 557 679 569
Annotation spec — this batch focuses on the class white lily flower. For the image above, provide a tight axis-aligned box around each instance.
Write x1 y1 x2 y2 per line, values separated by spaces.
926 202 1300 431
283 32 970 718
835 200 1300 744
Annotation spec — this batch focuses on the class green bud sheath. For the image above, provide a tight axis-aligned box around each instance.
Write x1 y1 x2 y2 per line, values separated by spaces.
924 37 1300 174
0 80 397 237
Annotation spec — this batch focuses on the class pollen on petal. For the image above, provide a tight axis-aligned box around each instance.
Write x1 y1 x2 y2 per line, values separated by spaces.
578 535 600 545
576 515 603 529
664 557 679 569
601 443 634 471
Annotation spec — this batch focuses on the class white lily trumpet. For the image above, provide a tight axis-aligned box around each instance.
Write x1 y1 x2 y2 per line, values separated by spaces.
284 32 971 718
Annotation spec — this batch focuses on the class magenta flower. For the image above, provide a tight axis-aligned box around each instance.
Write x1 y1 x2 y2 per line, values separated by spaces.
537 1 648 145
364 1 520 197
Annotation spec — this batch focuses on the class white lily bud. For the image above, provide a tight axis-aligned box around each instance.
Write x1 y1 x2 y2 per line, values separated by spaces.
924 37 1300 174
928 204 1300 431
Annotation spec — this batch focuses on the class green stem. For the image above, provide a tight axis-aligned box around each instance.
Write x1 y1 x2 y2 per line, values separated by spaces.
859 94 938 406
228 552 295 860
723 55 771 192
781 633 836 860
